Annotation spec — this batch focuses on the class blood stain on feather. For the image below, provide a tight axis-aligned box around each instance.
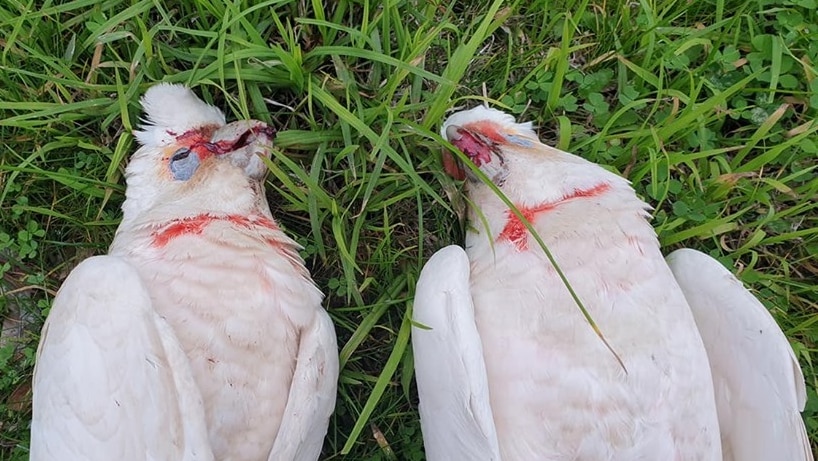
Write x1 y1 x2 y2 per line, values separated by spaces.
498 183 611 251
152 214 280 248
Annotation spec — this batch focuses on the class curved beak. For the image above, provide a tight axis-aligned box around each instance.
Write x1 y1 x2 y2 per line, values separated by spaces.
441 124 466 180
445 124 462 142
210 120 276 180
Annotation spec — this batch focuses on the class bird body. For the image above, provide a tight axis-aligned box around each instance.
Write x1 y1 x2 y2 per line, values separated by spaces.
413 106 811 461
110 208 322 460
32 84 338 461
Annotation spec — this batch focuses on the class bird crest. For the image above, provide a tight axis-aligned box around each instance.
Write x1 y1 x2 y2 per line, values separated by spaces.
133 83 226 148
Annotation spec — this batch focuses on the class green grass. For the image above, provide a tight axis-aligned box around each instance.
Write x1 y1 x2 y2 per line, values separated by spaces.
1 0 816 459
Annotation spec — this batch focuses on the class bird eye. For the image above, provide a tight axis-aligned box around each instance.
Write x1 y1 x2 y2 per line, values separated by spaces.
169 148 200 181
171 149 190 162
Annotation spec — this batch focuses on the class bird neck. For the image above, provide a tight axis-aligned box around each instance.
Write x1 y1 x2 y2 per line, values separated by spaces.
149 213 281 248
497 183 613 251
466 175 653 256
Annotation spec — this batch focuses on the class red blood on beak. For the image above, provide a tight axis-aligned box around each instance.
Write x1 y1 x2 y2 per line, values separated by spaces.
442 150 466 180
444 124 494 175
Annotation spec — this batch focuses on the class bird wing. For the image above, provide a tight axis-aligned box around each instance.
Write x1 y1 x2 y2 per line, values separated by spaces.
31 256 213 461
666 249 813 461
267 310 339 461
412 245 501 461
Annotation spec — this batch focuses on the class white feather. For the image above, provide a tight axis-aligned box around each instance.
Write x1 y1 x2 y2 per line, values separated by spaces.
412 245 501 461
31 256 214 461
133 83 226 147
267 313 339 461
667 249 813 461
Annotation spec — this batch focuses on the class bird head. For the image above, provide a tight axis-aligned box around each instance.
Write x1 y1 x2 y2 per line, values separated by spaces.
440 106 629 207
121 83 276 225
439 106 535 185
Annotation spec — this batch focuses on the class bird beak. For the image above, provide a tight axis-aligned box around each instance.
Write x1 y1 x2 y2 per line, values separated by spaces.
445 125 462 142
210 120 276 180
442 150 466 181
442 124 467 180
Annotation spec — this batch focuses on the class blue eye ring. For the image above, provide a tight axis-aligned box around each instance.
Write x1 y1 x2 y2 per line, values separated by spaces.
169 148 200 180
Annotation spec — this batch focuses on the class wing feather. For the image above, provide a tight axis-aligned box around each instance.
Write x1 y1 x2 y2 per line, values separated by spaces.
412 245 500 461
31 256 213 461
266 311 339 461
666 249 812 461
